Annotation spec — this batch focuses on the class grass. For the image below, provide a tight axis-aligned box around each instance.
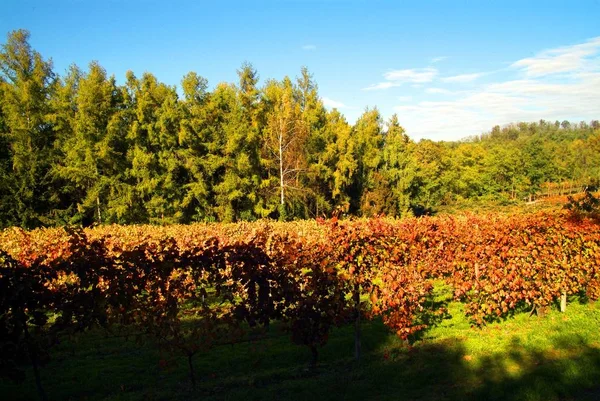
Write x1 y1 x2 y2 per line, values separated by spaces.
2 286 600 401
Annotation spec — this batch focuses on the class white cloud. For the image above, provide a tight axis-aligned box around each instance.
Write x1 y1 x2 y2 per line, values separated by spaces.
363 81 398 91
441 72 486 83
431 56 448 63
425 87 452 94
397 96 413 102
364 68 437 90
322 97 351 109
383 68 437 83
392 37 600 141
302 44 316 51
511 36 600 77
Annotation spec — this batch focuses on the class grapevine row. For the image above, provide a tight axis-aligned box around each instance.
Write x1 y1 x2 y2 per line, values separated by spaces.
1 211 599 396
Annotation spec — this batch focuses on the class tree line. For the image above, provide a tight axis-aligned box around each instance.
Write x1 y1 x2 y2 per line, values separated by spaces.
1 29 600 228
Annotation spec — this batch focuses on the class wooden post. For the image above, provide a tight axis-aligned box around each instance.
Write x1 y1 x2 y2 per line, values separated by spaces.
97 196 102 224
354 283 361 361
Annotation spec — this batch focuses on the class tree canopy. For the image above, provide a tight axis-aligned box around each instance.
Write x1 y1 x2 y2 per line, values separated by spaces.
1 30 599 228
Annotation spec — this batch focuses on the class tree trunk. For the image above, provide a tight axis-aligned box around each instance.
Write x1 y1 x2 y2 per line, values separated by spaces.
24 324 48 401
560 291 567 313
31 353 47 401
309 345 318 369
187 354 196 388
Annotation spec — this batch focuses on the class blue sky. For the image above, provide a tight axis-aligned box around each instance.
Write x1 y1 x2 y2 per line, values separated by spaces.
2 0 600 141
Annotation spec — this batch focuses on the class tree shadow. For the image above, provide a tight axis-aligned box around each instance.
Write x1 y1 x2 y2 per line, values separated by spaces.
469 335 600 401
188 319 600 401
359 332 600 401
2 318 600 401
408 283 454 343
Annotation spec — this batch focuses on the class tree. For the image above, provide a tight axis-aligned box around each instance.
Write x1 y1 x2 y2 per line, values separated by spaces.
348 108 384 215
126 72 184 223
442 143 487 202
484 144 526 200
523 137 553 199
261 77 307 220
0 84 17 226
53 61 128 225
380 114 413 216
295 67 328 218
317 109 354 215
409 139 447 215
0 30 57 228
210 82 262 221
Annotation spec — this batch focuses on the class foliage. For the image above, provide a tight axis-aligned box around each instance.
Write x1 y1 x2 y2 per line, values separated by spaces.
565 188 600 219
1 30 600 227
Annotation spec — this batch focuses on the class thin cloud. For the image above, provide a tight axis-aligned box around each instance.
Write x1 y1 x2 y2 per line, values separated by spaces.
425 87 452 94
441 72 486 83
302 44 317 51
431 56 448 63
322 97 351 109
512 36 600 77
364 67 437 90
384 68 437 83
364 81 398 91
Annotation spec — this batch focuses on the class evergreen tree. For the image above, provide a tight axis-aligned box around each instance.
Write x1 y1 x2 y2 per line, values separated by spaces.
381 114 413 216
0 29 57 227
295 67 328 218
127 72 183 223
348 108 383 215
53 62 129 225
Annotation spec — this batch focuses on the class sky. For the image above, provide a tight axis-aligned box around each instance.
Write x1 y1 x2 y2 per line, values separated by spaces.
2 0 600 141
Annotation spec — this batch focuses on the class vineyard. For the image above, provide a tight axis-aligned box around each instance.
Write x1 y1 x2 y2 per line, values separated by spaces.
1 210 600 400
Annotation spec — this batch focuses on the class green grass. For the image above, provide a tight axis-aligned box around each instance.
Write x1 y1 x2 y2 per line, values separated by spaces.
3 288 600 401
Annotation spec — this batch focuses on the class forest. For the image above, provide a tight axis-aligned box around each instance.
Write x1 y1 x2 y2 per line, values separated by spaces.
1 29 600 229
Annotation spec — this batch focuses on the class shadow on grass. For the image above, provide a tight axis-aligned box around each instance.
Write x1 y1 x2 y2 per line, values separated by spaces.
192 327 600 401
2 320 600 401
467 335 600 401
408 284 454 343
211 322 600 401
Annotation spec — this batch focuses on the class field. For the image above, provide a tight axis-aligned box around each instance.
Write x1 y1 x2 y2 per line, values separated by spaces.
1 207 600 401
